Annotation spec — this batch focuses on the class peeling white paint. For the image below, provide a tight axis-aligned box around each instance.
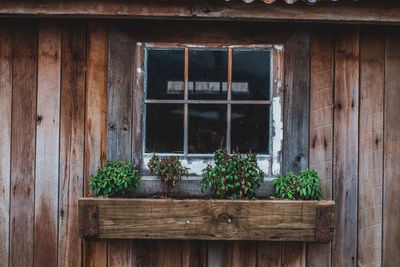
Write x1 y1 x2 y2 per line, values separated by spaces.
272 96 283 176
274 44 283 52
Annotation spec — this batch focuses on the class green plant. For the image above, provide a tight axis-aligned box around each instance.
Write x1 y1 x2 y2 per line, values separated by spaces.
89 160 141 198
201 149 264 200
147 155 189 194
272 169 322 200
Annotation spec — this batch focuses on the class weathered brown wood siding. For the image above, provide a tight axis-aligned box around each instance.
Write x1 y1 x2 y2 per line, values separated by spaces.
0 19 399 267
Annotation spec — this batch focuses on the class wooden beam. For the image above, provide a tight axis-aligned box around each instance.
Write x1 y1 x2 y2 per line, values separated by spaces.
1 0 400 24
79 198 335 242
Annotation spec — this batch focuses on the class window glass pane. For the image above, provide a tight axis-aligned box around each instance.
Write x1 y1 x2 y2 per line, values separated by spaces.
189 104 226 153
145 104 183 153
146 49 185 99
231 105 269 154
188 50 228 100
232 50 271 100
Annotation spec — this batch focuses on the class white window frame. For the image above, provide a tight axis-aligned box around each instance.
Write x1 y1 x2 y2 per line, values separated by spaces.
134 42 284 190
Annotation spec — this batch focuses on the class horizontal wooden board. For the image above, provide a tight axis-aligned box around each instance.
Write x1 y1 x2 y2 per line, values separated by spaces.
79 198 334 242
1 0 400 24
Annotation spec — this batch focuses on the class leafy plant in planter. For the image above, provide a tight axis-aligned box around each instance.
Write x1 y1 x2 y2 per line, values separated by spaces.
89 160 141 198
272 169 322 200
147 155 189 195
201 149 264 200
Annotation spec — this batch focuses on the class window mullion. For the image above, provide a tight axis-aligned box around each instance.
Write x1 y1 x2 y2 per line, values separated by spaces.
227 48 232 153
184 48 189 156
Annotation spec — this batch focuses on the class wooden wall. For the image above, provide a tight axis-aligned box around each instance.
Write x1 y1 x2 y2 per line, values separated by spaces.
0 19 399 267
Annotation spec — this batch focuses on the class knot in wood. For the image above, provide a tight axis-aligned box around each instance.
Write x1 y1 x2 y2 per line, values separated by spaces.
218 213 232 223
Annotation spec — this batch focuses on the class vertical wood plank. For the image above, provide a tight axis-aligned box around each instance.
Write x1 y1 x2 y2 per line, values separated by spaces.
282 28 310 267
9 21 37 267
34 20 61 267
332 26 359 267
58 22 86 267
208 241 232 267
307 31 334 267
282 242 306 267
0 23 13 267
182 240 207 267
257 242 281 267
358 27 384 267
83 21 109 267
157 240 182 267
232 241 257 267
107 24 134 267
383 27 400 267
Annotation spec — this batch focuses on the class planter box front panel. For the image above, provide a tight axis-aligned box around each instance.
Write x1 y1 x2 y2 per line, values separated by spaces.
79 198 334 242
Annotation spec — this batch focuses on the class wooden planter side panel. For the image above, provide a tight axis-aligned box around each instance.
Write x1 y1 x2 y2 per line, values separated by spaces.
79 199 335 242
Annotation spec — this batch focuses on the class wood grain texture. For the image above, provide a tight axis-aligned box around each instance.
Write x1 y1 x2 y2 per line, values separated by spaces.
333 26 359 267
232 241 257 267
0 23 12 267
208 241 232 267
10 21 37 267
1 0 400 24
58 22 86 267
107 25 134 162
157 240 183 267
79 198 335 241
282 242 306 267
282 27 311 267
83 21 109 267
358 27 384 267
257 242 281 267
107 24 135 267
34 20 61 267
307 31 334 267
383 27 400 267
182 240 207 267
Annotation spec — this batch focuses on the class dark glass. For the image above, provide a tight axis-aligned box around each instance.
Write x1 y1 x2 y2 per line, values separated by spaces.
231 105 269 154
145 104 184 153
188 50 228 100
188 105 226 153
146 49 185 99
232 50 271 100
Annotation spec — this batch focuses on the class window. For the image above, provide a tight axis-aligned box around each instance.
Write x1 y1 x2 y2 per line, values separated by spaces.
138 43 284 178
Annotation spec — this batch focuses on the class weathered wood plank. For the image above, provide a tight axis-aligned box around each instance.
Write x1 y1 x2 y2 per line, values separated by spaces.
207 241 232 267
0 22 12 267
182 240 207 267
383 27 400 267
358 27 384 267
282 242 306 267
257 242 281 267
1 0 400 24
79 198 335 241
58 22 86 267
232 241 257 267
282 27 311 267
9 21 37 267
34 20 61 267
157 240 182 267
107 24 134 267
307 31 334 267
83 21 109 267
332 26 359 267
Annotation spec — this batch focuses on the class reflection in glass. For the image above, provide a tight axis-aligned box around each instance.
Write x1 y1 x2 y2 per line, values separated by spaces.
147 49 185 99
231 105 269 154
189 50 228 100
189 105 226 153
232 50 271 100
145 104 184 153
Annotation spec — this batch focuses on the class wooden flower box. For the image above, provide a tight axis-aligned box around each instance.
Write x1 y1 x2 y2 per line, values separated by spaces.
78 198 335 242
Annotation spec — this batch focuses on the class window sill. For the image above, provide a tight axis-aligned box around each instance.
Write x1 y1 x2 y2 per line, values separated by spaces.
79 198 335 242
134 176 275 198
